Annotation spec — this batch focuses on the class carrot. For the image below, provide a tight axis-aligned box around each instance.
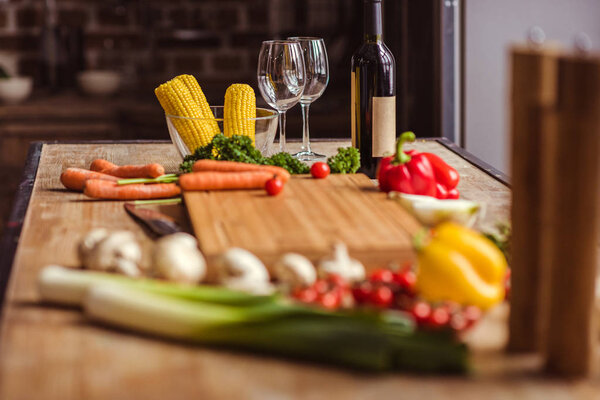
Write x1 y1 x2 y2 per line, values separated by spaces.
179 171 274 191
191 160 291 183
90 159 165 178
83 179 181 200
60 168 119 191
90 159 117 172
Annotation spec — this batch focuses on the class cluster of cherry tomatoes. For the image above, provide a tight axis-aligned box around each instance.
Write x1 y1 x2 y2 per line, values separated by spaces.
291 265 482 334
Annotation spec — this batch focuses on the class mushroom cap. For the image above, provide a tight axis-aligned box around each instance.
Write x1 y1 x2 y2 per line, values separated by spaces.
85 231 142 277
273 253 316 288
153 233 206 284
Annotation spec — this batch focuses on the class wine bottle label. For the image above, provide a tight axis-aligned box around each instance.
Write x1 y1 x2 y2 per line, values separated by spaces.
372 96 396 157
351 71 356 148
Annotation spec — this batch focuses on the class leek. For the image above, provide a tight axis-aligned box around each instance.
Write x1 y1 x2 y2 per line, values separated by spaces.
38 265 275 306
38 266 468 373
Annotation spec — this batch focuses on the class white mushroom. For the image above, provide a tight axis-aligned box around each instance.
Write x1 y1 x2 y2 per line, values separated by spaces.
215 248 274 295
273 253 316 290
82 230 142 277
318 242 365 282
152 233 206 284
78 228 109 267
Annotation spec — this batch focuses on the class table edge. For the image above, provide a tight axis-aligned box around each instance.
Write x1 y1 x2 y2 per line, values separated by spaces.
0 142 43 313
0 138 510 310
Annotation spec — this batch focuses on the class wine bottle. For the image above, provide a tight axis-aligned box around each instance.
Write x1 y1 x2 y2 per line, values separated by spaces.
351 0 396 178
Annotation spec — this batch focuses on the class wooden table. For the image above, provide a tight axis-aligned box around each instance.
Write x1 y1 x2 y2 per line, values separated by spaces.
0 140 598 399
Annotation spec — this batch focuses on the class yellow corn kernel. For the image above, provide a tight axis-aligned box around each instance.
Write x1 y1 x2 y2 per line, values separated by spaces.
224 83 256 145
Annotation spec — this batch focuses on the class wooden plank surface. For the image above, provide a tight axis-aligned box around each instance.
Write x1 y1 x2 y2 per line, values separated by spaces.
2 140 598 399
184 173 422 271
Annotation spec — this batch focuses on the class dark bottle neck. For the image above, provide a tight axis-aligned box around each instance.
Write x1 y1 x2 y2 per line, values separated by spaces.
364 0 383 43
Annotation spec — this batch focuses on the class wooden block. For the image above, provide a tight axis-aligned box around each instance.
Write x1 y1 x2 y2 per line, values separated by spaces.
508 45 560 353
542 53 600 377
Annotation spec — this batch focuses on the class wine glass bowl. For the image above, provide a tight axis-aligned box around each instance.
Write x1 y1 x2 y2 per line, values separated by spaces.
257 40 306 152
287 37 329 160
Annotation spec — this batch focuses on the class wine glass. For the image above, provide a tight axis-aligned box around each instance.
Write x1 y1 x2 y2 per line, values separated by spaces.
288 37 329 160
257 40 306 153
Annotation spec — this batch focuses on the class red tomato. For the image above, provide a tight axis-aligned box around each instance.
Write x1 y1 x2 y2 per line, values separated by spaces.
312 279 329 294
410 301 432 325
369 268 395 283
428 307 450 328
310 162 330 179
294 287 318 303
265 177 284 196
352 281 373 303
369 286 394 308
394 270 417 293
319 292 341 309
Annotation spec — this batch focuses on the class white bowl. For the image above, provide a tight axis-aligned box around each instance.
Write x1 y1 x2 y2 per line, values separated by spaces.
77 70 121 97
0 77 33 104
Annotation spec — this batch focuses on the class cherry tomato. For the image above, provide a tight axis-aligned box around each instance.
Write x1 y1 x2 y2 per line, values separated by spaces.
265 177 284 196
294 287 318 303
369 286 394 308
310 162 330 179
312 279 329 294
428 307 450 328
352 281 373 303
369 268 395 283
410 301 432 325
394 270 417 293
319 291 341 309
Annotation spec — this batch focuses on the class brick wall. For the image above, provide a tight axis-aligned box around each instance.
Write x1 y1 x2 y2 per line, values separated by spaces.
0 0 357 95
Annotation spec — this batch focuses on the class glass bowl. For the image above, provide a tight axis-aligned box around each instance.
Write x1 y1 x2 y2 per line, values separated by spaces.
165 106 278 158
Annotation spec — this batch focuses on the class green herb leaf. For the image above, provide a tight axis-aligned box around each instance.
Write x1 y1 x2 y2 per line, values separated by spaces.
327 147 361 174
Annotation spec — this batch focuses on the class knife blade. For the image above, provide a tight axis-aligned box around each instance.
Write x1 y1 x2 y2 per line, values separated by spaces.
124 203 182 237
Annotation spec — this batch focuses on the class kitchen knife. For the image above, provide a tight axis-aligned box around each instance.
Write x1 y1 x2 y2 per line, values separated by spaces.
124 203 182 237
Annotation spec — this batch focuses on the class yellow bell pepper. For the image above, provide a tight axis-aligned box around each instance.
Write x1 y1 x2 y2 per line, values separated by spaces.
416 222 507 310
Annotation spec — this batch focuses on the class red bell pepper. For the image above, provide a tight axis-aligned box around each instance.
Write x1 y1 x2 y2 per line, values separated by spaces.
405 150 460 199
377 132 437 197
378 132 461 199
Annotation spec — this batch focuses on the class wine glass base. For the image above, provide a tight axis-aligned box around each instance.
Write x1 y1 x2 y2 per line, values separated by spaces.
293 150 326 161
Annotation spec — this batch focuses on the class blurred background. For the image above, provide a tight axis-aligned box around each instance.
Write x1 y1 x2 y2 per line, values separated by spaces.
1 0 599 235
0 0 444 236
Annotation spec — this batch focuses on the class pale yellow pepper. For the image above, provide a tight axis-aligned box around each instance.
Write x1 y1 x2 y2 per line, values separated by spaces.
416 222 507 310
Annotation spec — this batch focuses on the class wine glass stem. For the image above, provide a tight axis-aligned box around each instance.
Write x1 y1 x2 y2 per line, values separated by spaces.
301 102 312 153
278 110 287 153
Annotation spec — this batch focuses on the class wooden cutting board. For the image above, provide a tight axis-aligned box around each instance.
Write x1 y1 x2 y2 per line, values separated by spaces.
183 173 422 269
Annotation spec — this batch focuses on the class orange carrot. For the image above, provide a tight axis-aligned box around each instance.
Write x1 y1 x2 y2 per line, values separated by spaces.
83 179 181 200
60 168 119 191
90 159 117 172
90 159 165 178
179 171 274 191
191 160 291 183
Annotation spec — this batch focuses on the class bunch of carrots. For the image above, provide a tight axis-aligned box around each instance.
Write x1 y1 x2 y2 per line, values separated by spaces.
60 159 290 200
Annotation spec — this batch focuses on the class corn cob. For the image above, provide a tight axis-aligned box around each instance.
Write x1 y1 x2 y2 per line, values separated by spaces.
224 83 256 145
154 75 220 152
